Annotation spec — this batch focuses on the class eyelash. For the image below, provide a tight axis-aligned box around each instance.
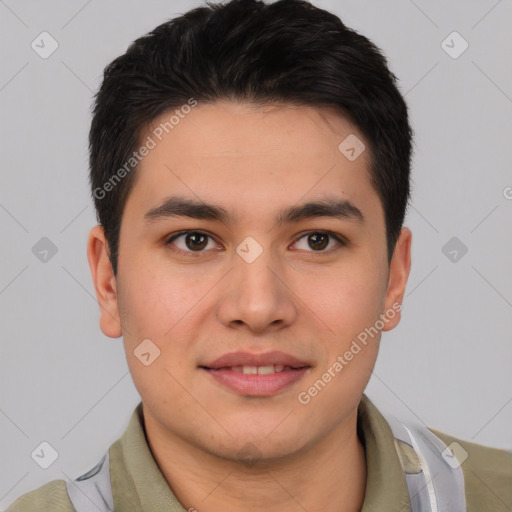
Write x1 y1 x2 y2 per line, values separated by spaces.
163 230 347 257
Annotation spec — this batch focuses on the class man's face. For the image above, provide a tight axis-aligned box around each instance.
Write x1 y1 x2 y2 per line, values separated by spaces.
89 101 410 463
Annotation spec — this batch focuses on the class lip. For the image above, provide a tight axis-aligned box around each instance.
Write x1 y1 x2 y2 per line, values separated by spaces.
201 350 310 369
199 350 312 397
202 367 310 396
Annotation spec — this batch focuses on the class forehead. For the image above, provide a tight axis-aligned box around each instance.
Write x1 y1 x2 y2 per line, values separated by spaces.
123 101 382 228
146 100 367 158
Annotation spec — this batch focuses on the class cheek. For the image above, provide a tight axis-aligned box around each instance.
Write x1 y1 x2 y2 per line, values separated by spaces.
118 257 218 401
119 254 210 341
302 270 384 406
304 265 386 339
119 267 196 407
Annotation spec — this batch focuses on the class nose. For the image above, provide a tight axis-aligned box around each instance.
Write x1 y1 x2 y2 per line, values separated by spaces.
216 240 298 334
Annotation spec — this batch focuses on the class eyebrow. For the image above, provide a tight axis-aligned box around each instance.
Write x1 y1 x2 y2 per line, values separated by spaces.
143 195 364 226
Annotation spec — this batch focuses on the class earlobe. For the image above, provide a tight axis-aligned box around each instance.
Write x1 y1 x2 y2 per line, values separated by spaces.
382 227 412 331
87 225 123 338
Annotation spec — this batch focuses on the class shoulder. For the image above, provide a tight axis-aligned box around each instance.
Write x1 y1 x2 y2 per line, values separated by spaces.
4 479 74 512
431 428 512 511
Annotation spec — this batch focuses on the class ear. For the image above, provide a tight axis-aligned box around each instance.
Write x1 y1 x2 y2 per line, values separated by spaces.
382 227 412 331
87 225 122 338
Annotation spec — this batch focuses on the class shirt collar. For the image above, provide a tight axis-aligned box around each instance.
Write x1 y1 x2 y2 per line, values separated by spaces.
357 394 411 511
109 394 411 511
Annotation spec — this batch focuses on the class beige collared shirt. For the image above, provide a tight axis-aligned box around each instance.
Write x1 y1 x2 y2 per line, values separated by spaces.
5 394 511 511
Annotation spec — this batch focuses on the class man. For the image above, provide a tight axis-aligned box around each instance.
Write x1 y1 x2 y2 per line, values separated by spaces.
6 0 511 510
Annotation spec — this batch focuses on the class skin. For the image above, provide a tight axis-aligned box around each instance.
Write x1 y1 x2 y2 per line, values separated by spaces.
88 100 412 512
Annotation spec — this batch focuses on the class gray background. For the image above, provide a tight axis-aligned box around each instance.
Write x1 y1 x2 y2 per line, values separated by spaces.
1 0 511 507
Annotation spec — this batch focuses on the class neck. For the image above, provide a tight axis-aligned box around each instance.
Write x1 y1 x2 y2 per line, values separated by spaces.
143 409 367 512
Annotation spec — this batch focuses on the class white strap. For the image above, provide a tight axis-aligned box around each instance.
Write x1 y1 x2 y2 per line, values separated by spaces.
66 451 114 512
385 415 467 512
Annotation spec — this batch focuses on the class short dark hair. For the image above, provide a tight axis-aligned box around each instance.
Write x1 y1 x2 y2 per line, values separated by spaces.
89 0 413 276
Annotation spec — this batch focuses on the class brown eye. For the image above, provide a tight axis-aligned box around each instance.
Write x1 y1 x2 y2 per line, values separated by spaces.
165 231 218 255
184 232 208 251
293 231 345 253
307 233 329 250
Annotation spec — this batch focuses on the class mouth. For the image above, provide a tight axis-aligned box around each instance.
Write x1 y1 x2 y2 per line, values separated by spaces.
201 364 308 374
199 351 312 396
